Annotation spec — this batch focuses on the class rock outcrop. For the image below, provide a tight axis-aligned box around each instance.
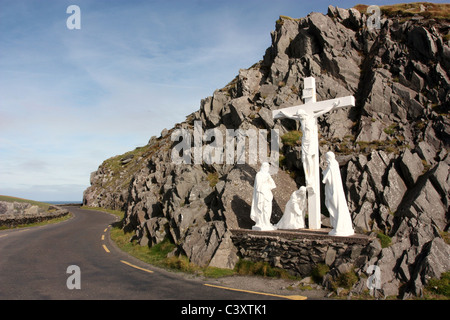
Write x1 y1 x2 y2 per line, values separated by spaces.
84 4 449 298
0 201 69 228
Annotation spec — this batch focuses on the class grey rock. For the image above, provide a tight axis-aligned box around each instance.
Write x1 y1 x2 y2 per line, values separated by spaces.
24 205 40 215
408 99 425 119
0 202 8 215
0 201 40 216
182 221 226 267
410 237 450 295
409 219 438 248
399 148 424 187
410 72 424 92
237 67 262 97
416 140 436 165
376 243 405 297
143 217 168 246
382 165 407 212
352 201 374 233
401 179 447 231
424 124 442 151
210 91 229 126
325 247 336 266
258 107 274 129
336 262 353 275
408 26 438 59
208 231 239 269
200 91 229 127
429 161 449 202
392 82 417 111
169 201 209 243
356 118 387 142
258 84 278 100
366 151 390 197
364 71 393 115
434 63 450 86
160 128 169 138
229 96 252 127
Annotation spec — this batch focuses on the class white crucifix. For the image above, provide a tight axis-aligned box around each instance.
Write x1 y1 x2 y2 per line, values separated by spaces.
272 77 355 230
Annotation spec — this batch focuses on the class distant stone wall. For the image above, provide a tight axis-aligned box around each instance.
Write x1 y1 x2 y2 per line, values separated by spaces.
0 201 70 228
231 229 381 292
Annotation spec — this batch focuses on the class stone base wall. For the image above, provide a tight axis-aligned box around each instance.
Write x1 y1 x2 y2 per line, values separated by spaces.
231 229 381 289
0 207 70 228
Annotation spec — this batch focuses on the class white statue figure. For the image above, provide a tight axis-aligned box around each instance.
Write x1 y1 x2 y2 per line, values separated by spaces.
322 151 354 236
250 162 276 231
275 186 307 229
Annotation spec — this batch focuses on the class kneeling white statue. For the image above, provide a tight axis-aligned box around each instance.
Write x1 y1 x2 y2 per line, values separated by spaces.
322 152 354 237
275 186 307 229
250 162 276 231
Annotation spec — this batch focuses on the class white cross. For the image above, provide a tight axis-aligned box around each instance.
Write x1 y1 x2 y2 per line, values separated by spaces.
272 77 355 230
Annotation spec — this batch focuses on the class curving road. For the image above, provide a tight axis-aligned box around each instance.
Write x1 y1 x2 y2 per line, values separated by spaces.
0 206 286 301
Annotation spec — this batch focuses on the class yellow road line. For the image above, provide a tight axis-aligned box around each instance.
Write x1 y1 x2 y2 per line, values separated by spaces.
104 227 108 232
120 260 154 274
204 284 307 300
101 234 105 241
102 244 110 253
0 229 30 238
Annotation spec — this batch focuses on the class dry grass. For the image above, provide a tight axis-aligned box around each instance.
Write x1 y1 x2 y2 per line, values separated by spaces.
354 2 450 20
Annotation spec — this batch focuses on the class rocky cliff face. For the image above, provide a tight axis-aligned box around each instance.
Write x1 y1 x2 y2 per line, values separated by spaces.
84 4 449 298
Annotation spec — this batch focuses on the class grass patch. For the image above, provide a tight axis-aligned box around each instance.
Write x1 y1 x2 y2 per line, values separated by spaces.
356 139 405 155
425 271 450 299
203 266 236 278
377 232 392 248
384 123 398 135
96 140 164 191
336 140 353 155
234 259 295 279
207 172 219 188
281 130 302 147
276 15 301 25
109 226 190 272
335 270 359 290
440 231 450 245
311 264 330 283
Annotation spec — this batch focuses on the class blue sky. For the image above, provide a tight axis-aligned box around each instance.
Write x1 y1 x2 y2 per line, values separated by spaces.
0 0 441 201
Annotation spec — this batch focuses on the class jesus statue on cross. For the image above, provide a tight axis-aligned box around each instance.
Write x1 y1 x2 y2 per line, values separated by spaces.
272 77 355 230
277 100 340 188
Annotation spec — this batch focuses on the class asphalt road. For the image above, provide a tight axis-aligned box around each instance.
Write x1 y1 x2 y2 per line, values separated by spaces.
0 206 286 301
